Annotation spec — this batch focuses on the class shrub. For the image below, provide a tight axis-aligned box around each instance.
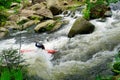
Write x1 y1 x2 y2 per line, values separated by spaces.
0 49 26 80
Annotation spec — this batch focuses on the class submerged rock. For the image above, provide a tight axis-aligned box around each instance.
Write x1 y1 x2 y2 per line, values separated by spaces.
68 17 95 38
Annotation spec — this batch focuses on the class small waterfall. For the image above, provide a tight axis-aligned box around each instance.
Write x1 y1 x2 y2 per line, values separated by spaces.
0 3 120 80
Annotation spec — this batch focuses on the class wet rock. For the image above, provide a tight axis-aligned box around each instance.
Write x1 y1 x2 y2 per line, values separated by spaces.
0 27 9 39
53 16 62 20
35 8 53 18
5 21 20 30
49 5 62 15
11 3 19 8
68 17 95 38
30 2 47 10
0 32 7 39
17 16 29 25
8 15 19 22
20 9 36 18
49 20 68 33
32 0 46 4
104 10 112 17
34 20 55 32
28 15 43 20
47 0 62 15
23 20 37 29
62 1 68 5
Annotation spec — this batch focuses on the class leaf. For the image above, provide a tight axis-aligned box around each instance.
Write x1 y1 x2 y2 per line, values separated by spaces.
13 69 23 80
0 68 11 80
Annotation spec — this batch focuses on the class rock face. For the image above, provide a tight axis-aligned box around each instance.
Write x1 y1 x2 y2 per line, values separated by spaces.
68 17 95 38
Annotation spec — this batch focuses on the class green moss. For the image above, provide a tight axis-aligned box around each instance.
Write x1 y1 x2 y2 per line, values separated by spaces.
46 23 55 31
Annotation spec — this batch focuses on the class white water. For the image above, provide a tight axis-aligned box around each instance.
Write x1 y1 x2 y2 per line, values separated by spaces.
0 7 120 80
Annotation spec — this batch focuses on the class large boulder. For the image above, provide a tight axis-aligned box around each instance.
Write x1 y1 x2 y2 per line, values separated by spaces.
34 20 55 32
47 0 62 15
68 17 95 38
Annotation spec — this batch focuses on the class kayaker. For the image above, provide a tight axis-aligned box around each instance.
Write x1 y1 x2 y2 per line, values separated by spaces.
35 42 45 49
35 42 57 54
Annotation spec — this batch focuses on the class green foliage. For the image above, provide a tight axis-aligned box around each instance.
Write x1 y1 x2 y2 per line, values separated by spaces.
82 8 90 20
83 0 105 20
0 0 21 9
46 23 55 31
95 52 120 80
112 52 120 74
95 75 113 80
0 0 21 26
0 68 23 80
0 14 7 26
0 49 26 80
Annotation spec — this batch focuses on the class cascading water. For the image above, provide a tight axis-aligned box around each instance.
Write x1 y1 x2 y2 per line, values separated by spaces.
0 2 120 80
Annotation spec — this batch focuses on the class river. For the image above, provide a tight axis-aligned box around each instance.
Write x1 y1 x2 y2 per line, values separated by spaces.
0 2 120 80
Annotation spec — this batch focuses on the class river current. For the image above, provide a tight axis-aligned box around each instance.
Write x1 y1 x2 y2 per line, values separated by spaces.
0 2 120 80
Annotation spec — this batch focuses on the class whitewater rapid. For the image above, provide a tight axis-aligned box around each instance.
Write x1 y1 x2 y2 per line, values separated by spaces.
0 4 120 80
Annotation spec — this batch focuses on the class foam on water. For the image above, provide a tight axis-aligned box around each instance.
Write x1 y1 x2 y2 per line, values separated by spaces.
1 5 120 80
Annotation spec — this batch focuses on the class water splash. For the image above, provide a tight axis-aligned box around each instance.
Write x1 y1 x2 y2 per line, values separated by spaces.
1 6 120 80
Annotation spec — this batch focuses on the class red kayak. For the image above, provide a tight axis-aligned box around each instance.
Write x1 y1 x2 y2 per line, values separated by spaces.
20 49 57 54
45 49 57 54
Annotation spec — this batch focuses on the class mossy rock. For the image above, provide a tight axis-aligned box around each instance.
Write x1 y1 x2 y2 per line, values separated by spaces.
68 17 95 38
90 4 109 19
34 20 56 32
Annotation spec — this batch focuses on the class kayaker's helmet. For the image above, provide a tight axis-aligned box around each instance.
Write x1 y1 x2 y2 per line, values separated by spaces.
35 42 45 49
